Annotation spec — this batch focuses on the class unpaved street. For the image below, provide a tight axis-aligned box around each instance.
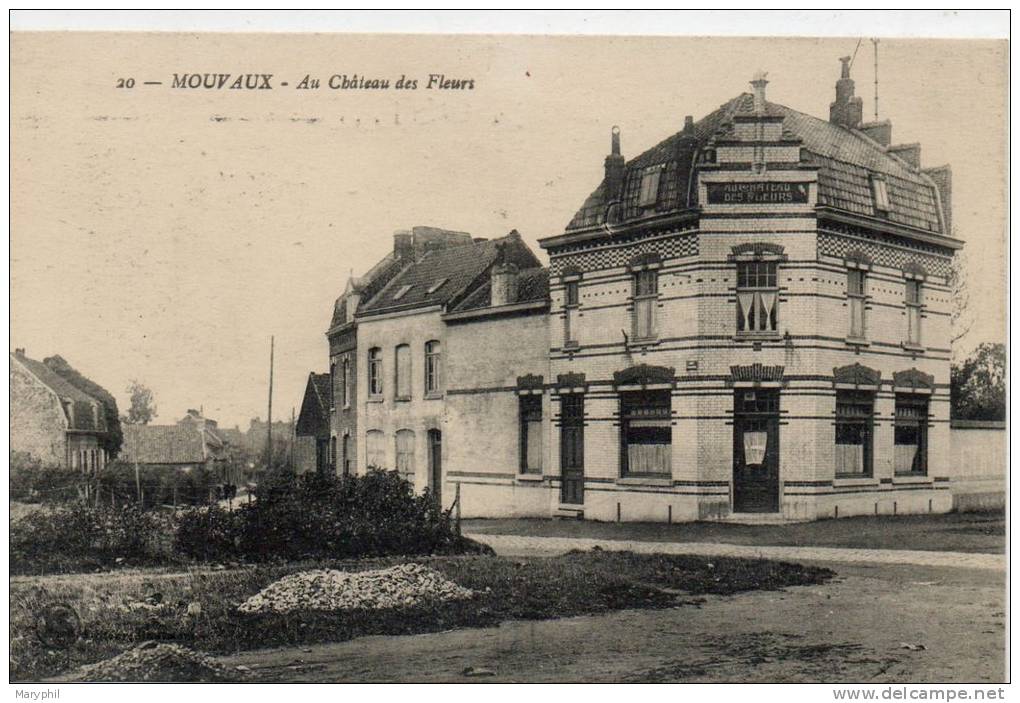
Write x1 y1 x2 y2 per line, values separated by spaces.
219 561 1005 683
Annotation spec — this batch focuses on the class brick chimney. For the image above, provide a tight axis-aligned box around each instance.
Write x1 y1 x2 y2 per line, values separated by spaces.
888 143 921 170
491 262 519 307
750 71 769 114
829 56 863 129
604 126 625 201
393 230 414 261
859 120 892 146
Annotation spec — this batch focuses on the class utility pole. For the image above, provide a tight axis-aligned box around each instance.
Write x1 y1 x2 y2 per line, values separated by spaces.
267 336 274 472
872 38 880 120
290 406 296 471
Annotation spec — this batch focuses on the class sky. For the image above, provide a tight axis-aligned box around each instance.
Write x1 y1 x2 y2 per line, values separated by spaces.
10 33 1007 428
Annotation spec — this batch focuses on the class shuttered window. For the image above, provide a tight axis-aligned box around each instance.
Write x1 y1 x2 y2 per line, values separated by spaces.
395 430 415 478
395 344 411 399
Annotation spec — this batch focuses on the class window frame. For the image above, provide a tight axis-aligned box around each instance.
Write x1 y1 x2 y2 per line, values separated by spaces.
395 429 416 477
638 166 663 208
564 280 580 347
834 390 874 478
871 175 891 213
631 269 659 341
894 393 929 476
424 340 442 396
559 394 585 472
366 430 385 470
620 389 673 478
342 356 351 408
394 344 412 401
905 278 924 347
367 348 383 398
735 260 780 336
519 394 544 475
846 267 868 340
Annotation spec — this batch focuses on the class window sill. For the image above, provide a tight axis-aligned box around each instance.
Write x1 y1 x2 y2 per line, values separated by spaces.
367 396 384 404
901 343 925 353
516 473 545 482
845 337 870 347
617 476 672 487
734 333 782 342
834 475 877 486
394 396 412 403
628 336 659 348
563 341 581 351
893 473 931 483
424 392 444 401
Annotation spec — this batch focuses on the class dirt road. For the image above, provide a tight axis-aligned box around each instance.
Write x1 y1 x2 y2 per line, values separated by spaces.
219 561 1005 683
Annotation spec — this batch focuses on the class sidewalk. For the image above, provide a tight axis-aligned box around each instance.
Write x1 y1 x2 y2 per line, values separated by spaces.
466 533 1006 571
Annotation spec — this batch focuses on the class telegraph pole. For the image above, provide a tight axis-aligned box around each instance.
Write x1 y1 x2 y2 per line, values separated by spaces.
872 38 880 120
267 336 274 472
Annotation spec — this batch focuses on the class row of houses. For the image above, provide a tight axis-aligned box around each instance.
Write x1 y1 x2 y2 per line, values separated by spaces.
293 60 991 522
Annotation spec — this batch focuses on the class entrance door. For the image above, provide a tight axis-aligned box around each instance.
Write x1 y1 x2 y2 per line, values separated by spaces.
560 394 585 505
732 389 780 513
427 429 442 506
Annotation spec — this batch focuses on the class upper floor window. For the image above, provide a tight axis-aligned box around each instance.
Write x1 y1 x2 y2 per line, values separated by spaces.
395 344 411 400
424 340 442 395
367 348 383 397
871 176 890 213
905 279 923 346
638 167 662 207
632 270 658 340
564 281 579 347
736 261 778 334
342 357 351 408
835 390 874 477
329 359 337 410
847 268 867 339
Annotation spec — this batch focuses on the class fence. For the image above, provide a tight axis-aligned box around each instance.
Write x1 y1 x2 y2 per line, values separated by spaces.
950 420 1006 511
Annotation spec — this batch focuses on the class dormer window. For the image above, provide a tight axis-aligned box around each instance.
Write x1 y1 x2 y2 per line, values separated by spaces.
392 284 414 301
638 166 663 207
871 175 890 213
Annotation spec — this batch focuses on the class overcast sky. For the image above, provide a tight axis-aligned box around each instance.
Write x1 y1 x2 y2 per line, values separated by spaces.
11 33 1006 428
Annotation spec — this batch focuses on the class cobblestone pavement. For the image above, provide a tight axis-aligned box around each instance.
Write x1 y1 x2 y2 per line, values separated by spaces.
466 533 1006 571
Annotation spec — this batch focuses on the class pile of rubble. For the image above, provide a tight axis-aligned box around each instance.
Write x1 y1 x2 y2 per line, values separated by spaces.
75 642 248 682
237 563 474 614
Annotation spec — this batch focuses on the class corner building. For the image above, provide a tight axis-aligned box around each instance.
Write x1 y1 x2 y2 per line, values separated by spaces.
479 62 957 522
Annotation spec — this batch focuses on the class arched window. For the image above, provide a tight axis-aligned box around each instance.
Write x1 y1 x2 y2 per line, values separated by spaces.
342 357 352 407
395 344 411 400
366 430 385 469
367 348 383 396
396 429 415 477
425 340 442 395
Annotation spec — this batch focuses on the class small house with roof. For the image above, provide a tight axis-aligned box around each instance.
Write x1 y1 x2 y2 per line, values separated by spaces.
10 348 110 471
295 372 333 474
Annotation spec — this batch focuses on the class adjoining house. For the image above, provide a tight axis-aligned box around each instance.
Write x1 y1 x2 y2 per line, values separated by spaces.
322 59 966 523
10 348 111 472
295 372 332 474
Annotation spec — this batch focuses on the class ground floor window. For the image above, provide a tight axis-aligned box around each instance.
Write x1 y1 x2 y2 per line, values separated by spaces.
366 430 385 469
395 429 415 477
519 395 543 474
835 390 873 476
894 394 929 475
560 395 584 471
620 390 672 476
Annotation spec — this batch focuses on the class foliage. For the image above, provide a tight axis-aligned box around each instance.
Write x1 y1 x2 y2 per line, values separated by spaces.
9 451 81 504
123 380 157 425
951 343 1006 421
10 502 177 574
42 355 123 459
98 461 217 509
175 470 473 562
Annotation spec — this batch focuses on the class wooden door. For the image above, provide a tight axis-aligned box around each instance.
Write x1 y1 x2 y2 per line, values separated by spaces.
560 395 585 505
732 389 780 513
428 429 442 505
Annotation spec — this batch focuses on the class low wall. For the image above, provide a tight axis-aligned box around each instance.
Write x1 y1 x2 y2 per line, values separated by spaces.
950 421 1006 511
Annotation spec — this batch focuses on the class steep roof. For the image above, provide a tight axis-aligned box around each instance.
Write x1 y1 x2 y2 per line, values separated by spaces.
565 92 947 235
451 267 551 312
12 352 106 432
358 232 541 316
120 425 207 464
296 372 331 438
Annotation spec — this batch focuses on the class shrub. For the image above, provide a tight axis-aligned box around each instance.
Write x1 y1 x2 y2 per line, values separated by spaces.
9 451 81 504
10 502 176 574
174 505 243 562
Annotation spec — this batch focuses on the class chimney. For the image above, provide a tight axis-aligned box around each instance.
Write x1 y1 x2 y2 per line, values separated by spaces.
491 262 519 307
888 143 921 170
682 115 695 136
393 230 414 261
604 126 625 200
750 71 769 114
829 56 863 129
859 120 892 146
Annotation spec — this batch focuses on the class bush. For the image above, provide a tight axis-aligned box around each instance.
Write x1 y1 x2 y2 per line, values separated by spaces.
175 469 478 562
9 451 81 504
10 502 176 574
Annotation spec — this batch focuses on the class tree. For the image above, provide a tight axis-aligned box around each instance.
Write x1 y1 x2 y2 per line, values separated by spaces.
43 355 123 459
124 380 157 425
948 244 974 356
951 343 1006 421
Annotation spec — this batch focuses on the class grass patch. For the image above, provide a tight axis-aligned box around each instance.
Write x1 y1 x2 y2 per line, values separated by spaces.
11 550 834 682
